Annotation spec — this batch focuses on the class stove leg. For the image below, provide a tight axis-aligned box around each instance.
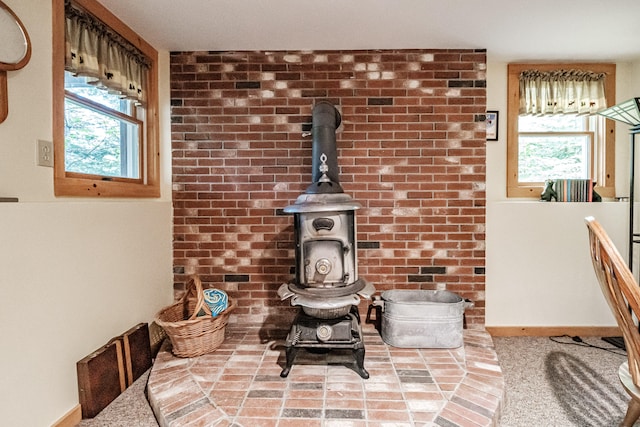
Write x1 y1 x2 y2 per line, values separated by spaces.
353 347 369 379
280 346 298 378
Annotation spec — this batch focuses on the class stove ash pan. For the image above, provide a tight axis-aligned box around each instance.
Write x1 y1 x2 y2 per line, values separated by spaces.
371 290 474 349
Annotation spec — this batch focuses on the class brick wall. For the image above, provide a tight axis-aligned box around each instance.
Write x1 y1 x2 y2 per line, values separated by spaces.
170 49 487 328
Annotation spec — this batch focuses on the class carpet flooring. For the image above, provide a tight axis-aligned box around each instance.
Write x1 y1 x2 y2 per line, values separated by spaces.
494 335 631 426
77 370 157 427
78 335 633 426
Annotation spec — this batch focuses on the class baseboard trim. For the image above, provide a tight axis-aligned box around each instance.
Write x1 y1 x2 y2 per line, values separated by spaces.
51 404 81 427
486 326 620 337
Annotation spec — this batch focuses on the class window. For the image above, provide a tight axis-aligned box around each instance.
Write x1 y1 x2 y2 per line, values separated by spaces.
53 0 159 197
518 114 595 182
507 63 616 198
65 73 142 179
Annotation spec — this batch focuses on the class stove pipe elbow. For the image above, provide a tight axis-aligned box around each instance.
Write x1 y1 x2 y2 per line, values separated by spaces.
308 101 343 194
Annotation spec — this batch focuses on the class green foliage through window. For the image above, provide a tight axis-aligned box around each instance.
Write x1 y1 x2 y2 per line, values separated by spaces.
518 135 590 182
517 115 595 183
64 72 140 179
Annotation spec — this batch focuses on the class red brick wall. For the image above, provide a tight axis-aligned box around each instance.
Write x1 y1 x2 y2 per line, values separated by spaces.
170 49 487 328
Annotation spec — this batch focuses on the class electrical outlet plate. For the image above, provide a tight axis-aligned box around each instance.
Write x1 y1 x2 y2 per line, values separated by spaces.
37 139 53 167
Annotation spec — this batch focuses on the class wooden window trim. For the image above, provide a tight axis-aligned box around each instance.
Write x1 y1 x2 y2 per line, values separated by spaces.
52 0 160 197
507 63 616 199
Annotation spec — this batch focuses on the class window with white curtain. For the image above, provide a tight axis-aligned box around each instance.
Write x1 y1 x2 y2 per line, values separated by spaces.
52 0 159 197
506 63 616 199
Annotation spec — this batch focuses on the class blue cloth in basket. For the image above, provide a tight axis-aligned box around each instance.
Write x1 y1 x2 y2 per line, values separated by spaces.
203 289 228 317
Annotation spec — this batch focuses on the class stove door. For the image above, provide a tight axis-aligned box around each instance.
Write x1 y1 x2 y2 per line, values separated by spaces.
303 239 346 286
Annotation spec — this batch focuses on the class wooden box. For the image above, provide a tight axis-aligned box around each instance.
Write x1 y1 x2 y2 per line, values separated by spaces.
76 338 126 418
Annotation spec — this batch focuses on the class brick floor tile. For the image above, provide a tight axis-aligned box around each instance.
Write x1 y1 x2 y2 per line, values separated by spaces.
277 418 322 427
323 420 367 427
282 398 324 409
238 404 282 418
325 398 365 410
234 417 278 427
148 326 503 426
366 398 408 411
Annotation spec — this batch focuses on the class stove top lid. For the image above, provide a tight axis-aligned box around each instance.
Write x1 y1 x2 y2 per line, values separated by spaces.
283 193 361 213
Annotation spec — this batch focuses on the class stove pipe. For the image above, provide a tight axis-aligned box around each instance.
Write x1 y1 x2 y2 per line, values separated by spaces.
307 101 343 194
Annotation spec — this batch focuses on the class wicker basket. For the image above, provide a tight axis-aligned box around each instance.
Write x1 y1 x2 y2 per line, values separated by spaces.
155 275 235 357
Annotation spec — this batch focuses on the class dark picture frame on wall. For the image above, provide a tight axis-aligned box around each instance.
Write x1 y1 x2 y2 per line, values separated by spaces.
486 111 498 141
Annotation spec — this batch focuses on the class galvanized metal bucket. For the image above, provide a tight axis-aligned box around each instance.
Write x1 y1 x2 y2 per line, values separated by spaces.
370 290 473 349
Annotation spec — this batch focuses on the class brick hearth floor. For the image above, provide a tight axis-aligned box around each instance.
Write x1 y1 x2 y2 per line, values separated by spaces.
147 321 504 427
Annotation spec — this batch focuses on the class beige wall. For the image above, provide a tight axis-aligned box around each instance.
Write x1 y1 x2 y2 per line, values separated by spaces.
0 1 173 425
485 58 639 329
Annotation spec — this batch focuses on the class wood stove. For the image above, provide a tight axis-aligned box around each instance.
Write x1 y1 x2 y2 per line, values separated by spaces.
278 101 374 379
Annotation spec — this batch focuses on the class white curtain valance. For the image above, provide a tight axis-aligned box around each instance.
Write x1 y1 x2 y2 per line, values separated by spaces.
519 69 607 116
64 0 149 104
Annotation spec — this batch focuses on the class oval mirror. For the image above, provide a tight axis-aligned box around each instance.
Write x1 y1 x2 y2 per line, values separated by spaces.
0 1 30 69
0 0 31 123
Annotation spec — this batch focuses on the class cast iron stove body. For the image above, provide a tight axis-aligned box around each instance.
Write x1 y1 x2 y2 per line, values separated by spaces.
278 101 374 379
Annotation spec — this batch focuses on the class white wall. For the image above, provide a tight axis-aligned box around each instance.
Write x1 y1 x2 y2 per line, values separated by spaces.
485 58 639 329
0 1 173 425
